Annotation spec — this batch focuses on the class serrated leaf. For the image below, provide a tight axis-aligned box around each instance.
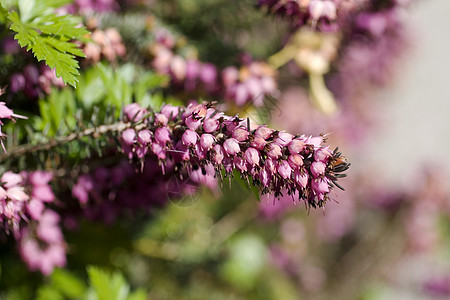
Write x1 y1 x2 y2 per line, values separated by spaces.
8 9 87 87
51 268 87 298
34 14 88 39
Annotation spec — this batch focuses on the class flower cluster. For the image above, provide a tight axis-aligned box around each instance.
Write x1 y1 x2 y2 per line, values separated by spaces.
150 29 277 106
71 159 214 224
0 171 55 235
0 170 65 275
258 0 349 31
119 102 349 207
19 210 66 276
9 64 65 98
83 28 127 63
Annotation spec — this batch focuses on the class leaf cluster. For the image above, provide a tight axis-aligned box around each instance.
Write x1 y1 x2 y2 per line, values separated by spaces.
1 0 88 87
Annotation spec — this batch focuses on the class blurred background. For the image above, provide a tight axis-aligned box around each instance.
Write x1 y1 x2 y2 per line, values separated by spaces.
1 0 450 299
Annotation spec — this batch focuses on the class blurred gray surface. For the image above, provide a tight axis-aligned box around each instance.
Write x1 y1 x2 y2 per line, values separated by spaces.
363 0 450 185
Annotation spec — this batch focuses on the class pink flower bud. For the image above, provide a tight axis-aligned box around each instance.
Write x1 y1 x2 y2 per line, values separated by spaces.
315 146 332 162
121 129 136 146
185 115 202 130
27 198 45 220
304 136 323 150
213 144 224 164
288 139 305 154
223 138 240 156
232 128 250 142
312 178 330 197
255 125 273 140
288 154 304 169
234 156 248 172
124 103 147 122
28 171 52 186
154 113 168 126
160 104 179 120
151 142 166 160
1 172 23 188
200 133 215 150
32 185 54 203
194 145 207 159
275 132 294 147
277 161 292 180
203 117 219 133
135 146 148 158
244 147 260 166
6 186 29 202
182 130 198 146
311 161 326 177
251 136 267 150
294 169 308 188
155 127 170 144
137 129 152 145
267 143 282 159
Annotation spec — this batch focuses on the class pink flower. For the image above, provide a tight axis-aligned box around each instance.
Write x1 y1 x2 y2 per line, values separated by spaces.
288 139 305 154
200 134 215 150
203 117 219 133
155 127 171 144
311 161 326 177
182 129 198 146
121 129 136 146
267 143 282 159
288 154 304 169
255 125 273 140
137 129 152 145
223 138 240 156
278 161 292 180
245 147 260 166
124 103 147 122
315 146 332 162
160 104 179 120
232 128 250 142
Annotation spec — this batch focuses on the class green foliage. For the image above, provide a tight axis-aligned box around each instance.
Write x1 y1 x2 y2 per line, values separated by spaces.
87 266 146 300
32 267 145 300
76 63 169 110
4 0 87 87
51 269 87 299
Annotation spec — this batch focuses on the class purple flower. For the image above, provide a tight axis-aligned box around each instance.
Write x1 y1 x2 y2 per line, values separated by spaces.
223 138 241 156
119 102 349 208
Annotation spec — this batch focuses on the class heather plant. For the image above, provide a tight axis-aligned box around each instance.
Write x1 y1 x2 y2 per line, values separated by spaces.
0 0 448 299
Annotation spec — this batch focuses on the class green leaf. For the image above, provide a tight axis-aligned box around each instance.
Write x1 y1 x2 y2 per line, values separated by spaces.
51 268 87 298
87 266 130 300
7 8 88 87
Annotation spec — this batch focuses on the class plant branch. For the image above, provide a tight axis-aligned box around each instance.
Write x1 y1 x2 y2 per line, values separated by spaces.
0 121 142 162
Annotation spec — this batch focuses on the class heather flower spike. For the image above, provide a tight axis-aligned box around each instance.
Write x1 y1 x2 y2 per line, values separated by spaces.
120 102 349 208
